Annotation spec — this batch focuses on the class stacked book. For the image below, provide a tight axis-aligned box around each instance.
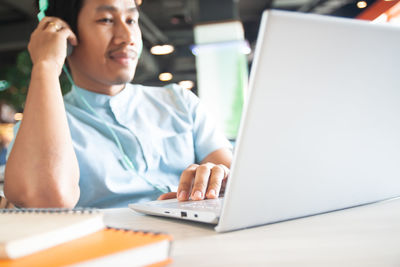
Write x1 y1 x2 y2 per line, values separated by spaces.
0 208 172 266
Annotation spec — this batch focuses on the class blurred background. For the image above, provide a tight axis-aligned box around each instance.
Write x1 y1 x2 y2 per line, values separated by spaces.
0 0 399 170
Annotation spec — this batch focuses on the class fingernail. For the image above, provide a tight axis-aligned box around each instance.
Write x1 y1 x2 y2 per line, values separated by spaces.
193 191 203 200
178 191 187 200
208 189 217 198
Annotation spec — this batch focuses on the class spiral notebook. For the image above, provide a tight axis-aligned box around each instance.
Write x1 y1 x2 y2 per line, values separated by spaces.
0 227 173 267
0 208 105 259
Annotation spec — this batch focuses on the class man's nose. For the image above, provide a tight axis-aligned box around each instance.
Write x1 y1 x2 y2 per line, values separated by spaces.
114 21 136 46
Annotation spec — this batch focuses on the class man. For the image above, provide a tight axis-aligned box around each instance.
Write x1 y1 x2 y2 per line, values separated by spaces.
4 0 232 208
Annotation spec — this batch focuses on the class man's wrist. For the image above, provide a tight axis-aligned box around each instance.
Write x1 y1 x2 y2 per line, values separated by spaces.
32 60 63 77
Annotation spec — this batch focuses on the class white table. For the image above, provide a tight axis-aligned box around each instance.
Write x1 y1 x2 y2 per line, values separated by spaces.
104 197 400 267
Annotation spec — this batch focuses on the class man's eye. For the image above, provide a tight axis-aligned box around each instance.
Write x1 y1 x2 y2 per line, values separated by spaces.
127 19 137 25
98 18 113 23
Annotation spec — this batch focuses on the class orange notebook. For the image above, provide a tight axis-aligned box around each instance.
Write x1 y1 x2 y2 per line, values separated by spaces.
0 227 173 267
0 208 105 259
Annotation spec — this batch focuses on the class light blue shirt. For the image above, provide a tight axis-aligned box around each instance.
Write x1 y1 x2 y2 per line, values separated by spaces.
7 83 231 208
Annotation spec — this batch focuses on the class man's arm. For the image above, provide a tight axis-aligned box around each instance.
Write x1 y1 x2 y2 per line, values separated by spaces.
4 17 80 208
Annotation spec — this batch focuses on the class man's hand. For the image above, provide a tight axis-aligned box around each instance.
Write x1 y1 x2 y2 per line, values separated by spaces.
158 162 230 201
28 17 78 75
158 148 232 201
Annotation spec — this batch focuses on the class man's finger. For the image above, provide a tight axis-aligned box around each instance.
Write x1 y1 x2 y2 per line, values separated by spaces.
191 163 214 200
39 17 65 31
157 192 177 200
205 165 225 199
58 27 78 46
177 164 198 201
38 16 52 30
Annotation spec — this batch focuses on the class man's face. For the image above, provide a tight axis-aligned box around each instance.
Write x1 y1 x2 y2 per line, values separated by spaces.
69 0 141 92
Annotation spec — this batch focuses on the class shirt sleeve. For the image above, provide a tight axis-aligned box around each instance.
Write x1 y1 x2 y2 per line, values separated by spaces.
174 85 233 163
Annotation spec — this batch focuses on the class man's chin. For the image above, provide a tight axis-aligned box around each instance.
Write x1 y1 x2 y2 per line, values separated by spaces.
111 72 135 85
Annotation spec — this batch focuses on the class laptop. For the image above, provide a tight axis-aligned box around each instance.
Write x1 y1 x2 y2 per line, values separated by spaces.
130 10 400 233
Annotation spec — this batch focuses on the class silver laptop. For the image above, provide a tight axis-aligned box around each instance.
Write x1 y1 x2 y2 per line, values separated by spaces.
130 10 400 233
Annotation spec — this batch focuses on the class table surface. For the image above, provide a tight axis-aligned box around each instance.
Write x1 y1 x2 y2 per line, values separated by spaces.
104 197 400 267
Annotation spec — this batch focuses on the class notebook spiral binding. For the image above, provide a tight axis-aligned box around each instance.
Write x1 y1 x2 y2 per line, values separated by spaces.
0 209 167 236
0 210 165 235
0 208 100 214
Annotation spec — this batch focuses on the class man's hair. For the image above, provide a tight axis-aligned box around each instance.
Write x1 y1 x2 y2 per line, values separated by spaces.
35 0 84 35
35 0 141 35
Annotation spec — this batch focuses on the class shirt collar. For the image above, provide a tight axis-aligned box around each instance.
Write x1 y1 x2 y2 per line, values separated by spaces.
70 84 114 108
68 83 141 117
70 83 141 108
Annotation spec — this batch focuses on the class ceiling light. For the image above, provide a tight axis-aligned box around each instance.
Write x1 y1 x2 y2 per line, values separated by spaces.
357 1 368 9
150 45 175 55
178 80 195 90
159 72 173 82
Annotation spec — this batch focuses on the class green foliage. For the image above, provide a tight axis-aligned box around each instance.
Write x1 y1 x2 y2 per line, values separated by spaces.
0 51 31 111
0 50 72 111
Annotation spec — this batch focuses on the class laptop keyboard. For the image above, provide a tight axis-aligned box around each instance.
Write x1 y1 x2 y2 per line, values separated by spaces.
179 198 224 211
152 197 224 213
